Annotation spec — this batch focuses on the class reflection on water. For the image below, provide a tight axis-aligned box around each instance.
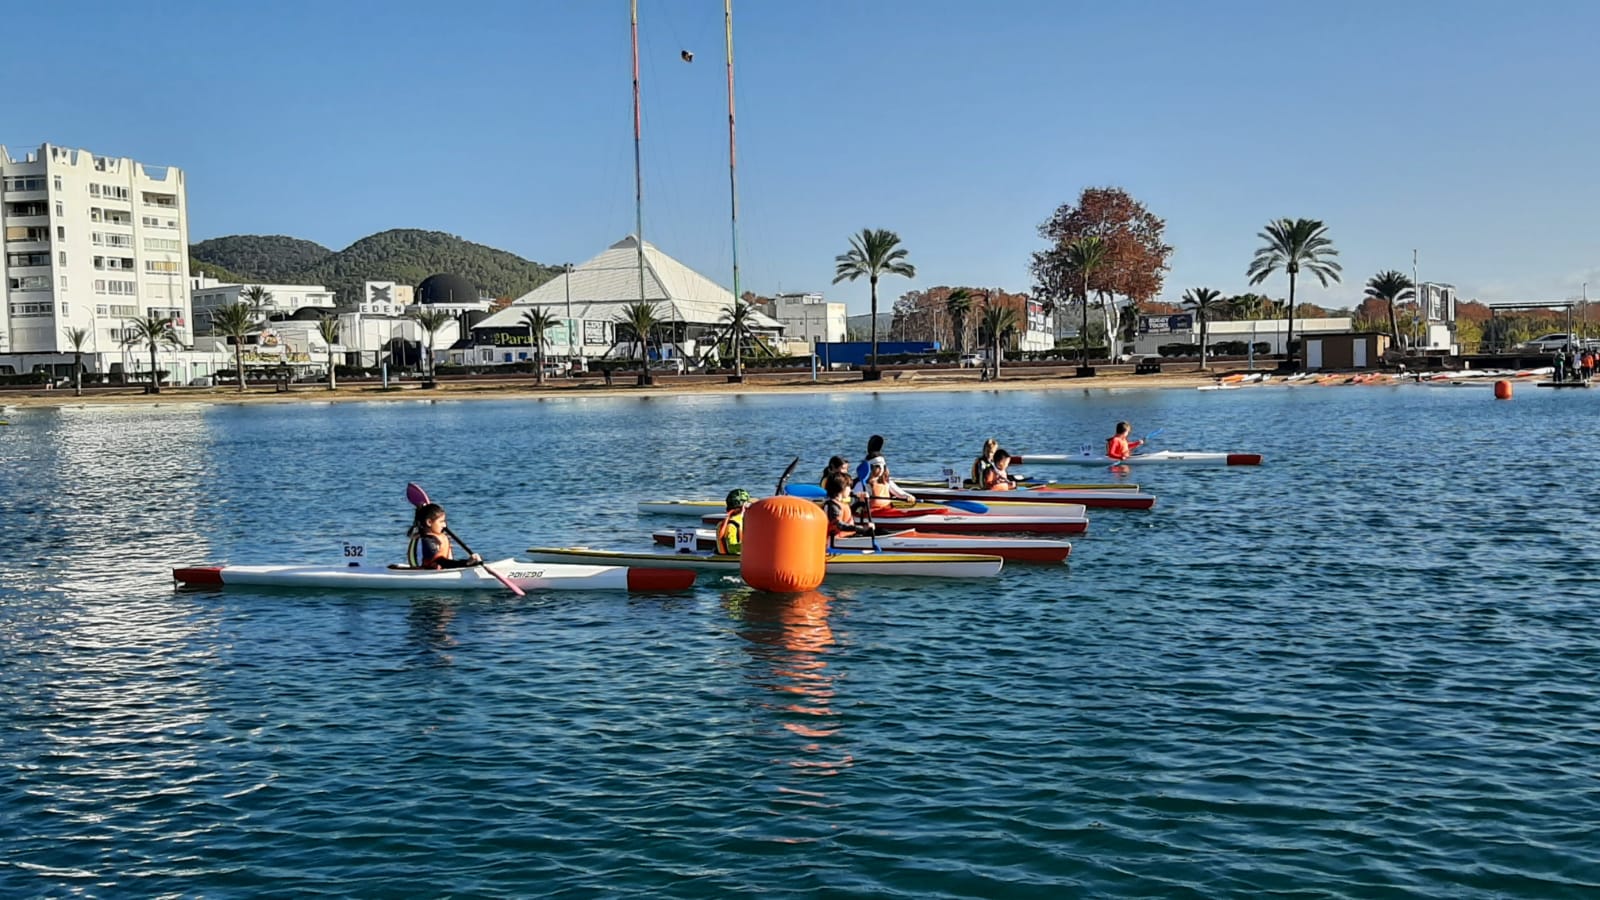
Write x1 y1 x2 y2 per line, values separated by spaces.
725 589 852 782
406 596 458 665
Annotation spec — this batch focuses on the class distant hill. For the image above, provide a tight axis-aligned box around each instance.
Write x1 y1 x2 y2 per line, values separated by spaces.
189 229 557 304
190 235 332 284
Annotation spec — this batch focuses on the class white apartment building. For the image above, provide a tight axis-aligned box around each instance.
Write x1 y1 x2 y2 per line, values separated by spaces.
767 292 846 346
1 143 197 377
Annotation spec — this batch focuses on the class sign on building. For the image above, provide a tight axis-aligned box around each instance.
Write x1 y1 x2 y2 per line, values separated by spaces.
583 320 607 346
1138 314 1193 335
364 281 398 305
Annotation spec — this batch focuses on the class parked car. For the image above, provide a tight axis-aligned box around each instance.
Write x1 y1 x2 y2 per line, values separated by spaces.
1521 333 1578 352
959 354 984 368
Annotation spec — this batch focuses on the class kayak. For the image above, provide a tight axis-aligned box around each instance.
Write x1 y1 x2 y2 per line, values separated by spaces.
653 528 1071 564
172 558 697 592
899 478 1140 491
700 507 1088 535
524 547 1005 578
1013 450 1264 467
910 486 1156 510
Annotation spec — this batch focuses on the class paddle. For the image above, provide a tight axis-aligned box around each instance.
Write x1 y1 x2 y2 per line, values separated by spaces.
1126 428 1164 461
943 499 989 514
404 482 525 597
774 457 800 497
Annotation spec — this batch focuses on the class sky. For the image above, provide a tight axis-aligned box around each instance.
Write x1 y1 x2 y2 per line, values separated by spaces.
5 0 1598 314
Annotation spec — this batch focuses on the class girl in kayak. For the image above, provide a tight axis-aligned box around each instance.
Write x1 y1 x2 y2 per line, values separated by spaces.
970 438 998 487
717 489 752 555
983 449 1018 490
863 458 917 510
1106 422 1143 462
819 455 850 488
824 473 877 542
853 435 886 489
406 503 483 569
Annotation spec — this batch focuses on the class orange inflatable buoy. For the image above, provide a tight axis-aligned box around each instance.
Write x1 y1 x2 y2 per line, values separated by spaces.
740 496 826 592
1494 380 1512 400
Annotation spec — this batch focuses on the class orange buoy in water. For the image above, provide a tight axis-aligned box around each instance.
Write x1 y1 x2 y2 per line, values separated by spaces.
740 496 826 592
1494 380 1513 400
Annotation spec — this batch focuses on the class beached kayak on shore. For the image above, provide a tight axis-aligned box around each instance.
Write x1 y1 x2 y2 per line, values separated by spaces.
525 547 1005 578
172 559 697 592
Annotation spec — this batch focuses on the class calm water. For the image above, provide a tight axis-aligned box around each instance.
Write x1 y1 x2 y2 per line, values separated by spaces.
2 384 1598 898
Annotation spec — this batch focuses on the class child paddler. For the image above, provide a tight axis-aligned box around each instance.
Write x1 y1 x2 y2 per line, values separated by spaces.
717 489 752 555
1106 421 1143 463
406 503 482 569
823 473 876 545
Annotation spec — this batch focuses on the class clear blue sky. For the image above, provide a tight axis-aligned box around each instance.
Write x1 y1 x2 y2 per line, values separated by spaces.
6 0 1597 312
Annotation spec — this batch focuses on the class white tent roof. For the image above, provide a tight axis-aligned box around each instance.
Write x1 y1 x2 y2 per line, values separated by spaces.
476 235 782 331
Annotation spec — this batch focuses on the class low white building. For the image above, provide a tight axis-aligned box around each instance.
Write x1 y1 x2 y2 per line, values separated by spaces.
765 292 846 345
1131 315 1353 357
190 276 337 333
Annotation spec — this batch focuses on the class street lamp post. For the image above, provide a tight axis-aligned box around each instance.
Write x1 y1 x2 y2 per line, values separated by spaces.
564 263 575 367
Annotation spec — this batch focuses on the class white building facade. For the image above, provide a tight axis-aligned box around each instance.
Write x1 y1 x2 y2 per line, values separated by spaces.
767 293 846 345
190 276 337 333
2 143 196 376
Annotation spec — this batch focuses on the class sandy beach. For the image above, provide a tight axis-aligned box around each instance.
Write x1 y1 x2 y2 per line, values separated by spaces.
0 366 1232 410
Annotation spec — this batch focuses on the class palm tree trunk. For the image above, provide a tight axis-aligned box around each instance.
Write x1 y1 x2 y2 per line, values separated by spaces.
1080 277 1090 369
1199 315 1208 372
148 343 160 394
328 348 337 391
1286 274 1298 371
74 352 82 396
536 341 545 385
1387 302 1401 352
869 275 880 373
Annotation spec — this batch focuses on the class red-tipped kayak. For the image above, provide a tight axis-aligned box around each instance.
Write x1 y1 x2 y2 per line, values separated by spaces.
173 558 696 592
654 527 1072 564
1014 451 1263 467
910 486 1156 510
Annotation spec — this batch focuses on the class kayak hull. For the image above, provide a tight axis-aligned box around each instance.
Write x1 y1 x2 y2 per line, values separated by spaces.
697 510 1087 535
653 528 1071 564
913 487 1156 510
1014 451 1263 467
172 558 696 592
525 548 1004 578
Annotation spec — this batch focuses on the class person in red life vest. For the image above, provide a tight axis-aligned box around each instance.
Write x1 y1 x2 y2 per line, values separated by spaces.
1106 421 1143 462
983 449 1018 490
717 488 752 555
863 457 916 510
406 502 482 569
823 473 876 544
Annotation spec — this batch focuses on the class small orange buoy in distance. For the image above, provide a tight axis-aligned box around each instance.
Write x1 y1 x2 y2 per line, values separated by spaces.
1494 380 1512 400
740 496 826 592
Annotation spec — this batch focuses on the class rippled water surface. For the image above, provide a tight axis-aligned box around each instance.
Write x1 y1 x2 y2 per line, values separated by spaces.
3 385 1599 897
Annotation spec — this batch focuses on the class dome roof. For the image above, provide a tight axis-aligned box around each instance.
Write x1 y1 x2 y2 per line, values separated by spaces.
287 307 329 321
417 273 480 305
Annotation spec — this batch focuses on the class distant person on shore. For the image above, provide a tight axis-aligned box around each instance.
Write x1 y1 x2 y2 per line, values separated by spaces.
716 489 752 555
863 458 917 510
406 503 482 569
970 438 998 487
1106 422 1143 462
983 449 1018 490
819 455 850 488
823 473 876 543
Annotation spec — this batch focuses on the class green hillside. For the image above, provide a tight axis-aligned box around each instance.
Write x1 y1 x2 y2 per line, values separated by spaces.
189 229 557 303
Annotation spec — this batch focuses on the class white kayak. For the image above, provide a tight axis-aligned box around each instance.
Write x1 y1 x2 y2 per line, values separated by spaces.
1014 450 1263 467
172 558 697 592
643 497 1089 520
524 547 1004 578
654 528 1070 564
911 486 1156 510
697 507 1088 535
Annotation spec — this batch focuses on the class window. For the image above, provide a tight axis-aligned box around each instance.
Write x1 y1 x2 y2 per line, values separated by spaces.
5 252 51 267
60 277 68 290
60 302 69 314
140 215 178 229
55 201 63 216
56 226 64 240
89 184 101 197
7 302 54 317
91 208 102 222
3 176 47 192
5 226 50 243
58 251 66 265
53 176 62 191
145 260 180 274
143 237 181 252
7 275 51 290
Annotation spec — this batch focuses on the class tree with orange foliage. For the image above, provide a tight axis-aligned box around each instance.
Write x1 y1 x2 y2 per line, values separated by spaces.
1031 188 1173 344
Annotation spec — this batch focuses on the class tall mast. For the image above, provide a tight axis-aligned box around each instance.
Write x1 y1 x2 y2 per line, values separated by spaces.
631 0 646 312
725 0 741 308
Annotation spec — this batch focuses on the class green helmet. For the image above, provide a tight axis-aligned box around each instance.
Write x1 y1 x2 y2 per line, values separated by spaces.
726 488 753 509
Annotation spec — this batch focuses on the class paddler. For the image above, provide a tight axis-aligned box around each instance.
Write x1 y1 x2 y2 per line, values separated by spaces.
406 503 482 569
716 488 752 555
824 473 877 543
819 455 850 488
983 449 1018 490
863 457 917 510
970 438 999 487
1106 421 1143 463
853 434 886 489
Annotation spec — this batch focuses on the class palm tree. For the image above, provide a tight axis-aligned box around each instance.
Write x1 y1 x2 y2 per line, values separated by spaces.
1062 236 1109 369
240 285 273 322
1247 218 1341 371
1182 287 1225 371
62 326 90 396
979 301 1020 379
410 308 455 380
316 314 341 391
209 302 257 392
832 228 916 375
1365 270 1416 352
946 288 974 359
718 300 763 378
618 300 660 363
519 307 559 385
121 314 180 394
